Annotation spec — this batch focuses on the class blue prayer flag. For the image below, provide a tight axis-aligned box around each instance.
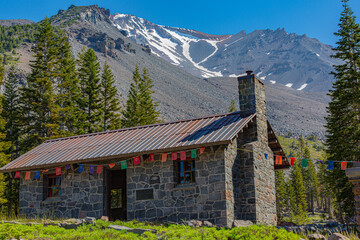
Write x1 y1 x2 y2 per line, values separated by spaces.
328 161 334 170
78 164 84 173
34 171 40 180
264 153 268 159
90 165 95 174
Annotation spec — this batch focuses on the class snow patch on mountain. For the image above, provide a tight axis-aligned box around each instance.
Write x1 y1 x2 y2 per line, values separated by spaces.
297 83 308 91
285 83 293 88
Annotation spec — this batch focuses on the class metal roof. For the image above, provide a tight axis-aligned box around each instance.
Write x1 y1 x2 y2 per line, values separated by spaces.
0 112 256 172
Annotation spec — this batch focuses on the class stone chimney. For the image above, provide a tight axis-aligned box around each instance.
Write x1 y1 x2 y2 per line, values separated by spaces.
237 71 268 144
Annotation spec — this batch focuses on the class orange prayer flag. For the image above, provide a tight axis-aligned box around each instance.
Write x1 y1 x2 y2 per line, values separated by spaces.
162 153 167 162
341 162 347 170
275 156 282 165
109 163 115 168
149 154 154 162
180 151 186 161
200 147 205 154
96 165 103 174
25 172 31 180
56 167 61 176
133 156 140 165
172 152 177 161
42 169 49 173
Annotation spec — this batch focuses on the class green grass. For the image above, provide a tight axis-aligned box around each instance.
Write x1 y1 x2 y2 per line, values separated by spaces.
0 219 303 240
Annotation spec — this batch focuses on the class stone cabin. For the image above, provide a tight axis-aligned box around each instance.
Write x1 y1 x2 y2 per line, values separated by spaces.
0 72 289 227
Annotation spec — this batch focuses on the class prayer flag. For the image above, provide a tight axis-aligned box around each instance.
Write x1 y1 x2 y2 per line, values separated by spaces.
149 154 154 162
180 151 186 160
14 171 20 179
290 157 295 166
34 171 40 180
328 161 334 170
25 172 31 180
56 167 61 176
191 149 197 158
200 147 205 154
78 164 84 173
302 159 308 168
90 165 95 174
162 153 167 162
172 152 177 161
65 165 71 170
275 156 282 165
134 156 140 165
96 165 103 174
341 162 347 170
121 160 127 170
109 163 115 168
264 153 268 159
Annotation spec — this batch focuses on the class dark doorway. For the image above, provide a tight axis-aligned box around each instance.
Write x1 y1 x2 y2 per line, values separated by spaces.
106 169 127 220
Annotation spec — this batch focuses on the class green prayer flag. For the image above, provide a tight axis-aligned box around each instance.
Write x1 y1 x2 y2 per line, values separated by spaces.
121 160 127 170
302 159 308 168
191 149 197 158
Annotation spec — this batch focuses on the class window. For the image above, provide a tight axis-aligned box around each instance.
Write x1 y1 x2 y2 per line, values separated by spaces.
46 174 61 198
111 189 123 208
175 158 195 184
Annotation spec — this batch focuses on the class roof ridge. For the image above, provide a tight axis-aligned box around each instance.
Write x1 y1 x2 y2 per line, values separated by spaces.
44 111 243 143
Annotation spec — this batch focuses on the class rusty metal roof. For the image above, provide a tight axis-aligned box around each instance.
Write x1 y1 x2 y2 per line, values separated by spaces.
0 112 256 172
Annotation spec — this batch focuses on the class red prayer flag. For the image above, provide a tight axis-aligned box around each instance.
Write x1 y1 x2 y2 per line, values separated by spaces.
42 169 49 173
180 151 186 161
25 172 31 180
134 156 140 165
108 163 115 169
149 154 154 162
56 167 61 176
162 153 167 162
96 165 103 174
172 152 177 161
290 157 295 166
341 162 347 170
275 156 282 165
200 147 205 154
14 171 20 179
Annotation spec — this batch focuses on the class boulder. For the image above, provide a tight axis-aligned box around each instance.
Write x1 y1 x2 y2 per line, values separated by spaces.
328 233 350 240
203 221 213 227
100 216 109 221
108 225 157 236
233 220 254 228
185 220 202 227
308 233 326 240
83 217 96 225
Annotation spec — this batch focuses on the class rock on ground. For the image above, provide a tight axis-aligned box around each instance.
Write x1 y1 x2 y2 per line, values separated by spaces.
328 233 350 240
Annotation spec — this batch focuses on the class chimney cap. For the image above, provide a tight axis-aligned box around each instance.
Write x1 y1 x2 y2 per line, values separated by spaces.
246 70 253 76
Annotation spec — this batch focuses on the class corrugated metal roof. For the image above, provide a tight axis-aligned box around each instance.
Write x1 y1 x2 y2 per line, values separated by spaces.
0 112 255 172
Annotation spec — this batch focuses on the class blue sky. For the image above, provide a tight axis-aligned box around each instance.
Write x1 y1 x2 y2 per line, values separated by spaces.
0 0 359 46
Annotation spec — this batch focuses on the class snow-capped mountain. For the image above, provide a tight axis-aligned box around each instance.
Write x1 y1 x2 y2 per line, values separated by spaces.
112 13 340 92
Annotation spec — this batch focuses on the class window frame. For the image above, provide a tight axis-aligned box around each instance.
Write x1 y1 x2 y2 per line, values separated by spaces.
174 157 196 185
45 174 61 198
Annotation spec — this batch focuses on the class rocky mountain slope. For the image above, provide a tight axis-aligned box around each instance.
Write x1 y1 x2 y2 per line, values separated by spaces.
112 14 340 92
0 19 34 26
2 5 330 137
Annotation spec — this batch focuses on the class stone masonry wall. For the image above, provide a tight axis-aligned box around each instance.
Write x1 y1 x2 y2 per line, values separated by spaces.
19 167 104 219
126 146 230 226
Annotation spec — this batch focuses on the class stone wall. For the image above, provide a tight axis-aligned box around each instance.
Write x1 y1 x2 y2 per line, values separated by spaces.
19 168 104 219
126 146 230 226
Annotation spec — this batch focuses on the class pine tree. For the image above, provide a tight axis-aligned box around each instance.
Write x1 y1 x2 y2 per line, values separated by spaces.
139 68 160 125
0 55 4 84
325 0 358 221
122 66 161 128
100 61 121 131
289 162 308 224
122 65 142 128
54 31 80 135
20 17 60 150
275 170 287 221
228 100 237 112
77 47 102 133
2 65 21 160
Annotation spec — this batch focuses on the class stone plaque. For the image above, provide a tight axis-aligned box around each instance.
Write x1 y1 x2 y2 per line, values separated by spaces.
149 175 160 184
136 189 154 201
